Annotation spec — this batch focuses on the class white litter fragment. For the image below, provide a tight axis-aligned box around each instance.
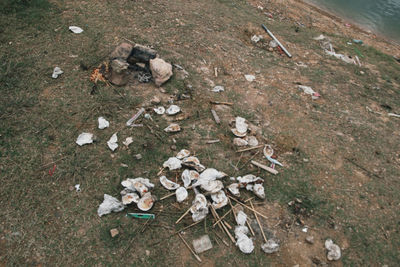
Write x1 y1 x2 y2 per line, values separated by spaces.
192 235 213 254
164 123 181 133
235 117 248 134
228 183 240 197
261 239 280 254
126 108 145 126
388 113 400 118
121 193 140 205
51 67 63 78
235 226 254 254
251 35 263 43
236 210 247 226
298 85 321 100
74 184 81 192
313 34 326 41
107 133 118 151
69 26 83 33
325 50 355 64
153 106 165 115
163 157 182 170
137 192 155 211
76 132 94 146
233 138 248 147
211 190 228 209
245 74 256 82
166 105 181 115
325 239 341 261
176 149 190 159
97 194 125 217
211 85 225 93
253 183 265 199
122 137 133 147
176 187 188 202
98 117 110 129
160 175 180 190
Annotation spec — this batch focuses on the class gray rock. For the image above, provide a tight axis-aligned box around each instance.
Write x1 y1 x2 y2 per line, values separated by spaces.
110 43 133 60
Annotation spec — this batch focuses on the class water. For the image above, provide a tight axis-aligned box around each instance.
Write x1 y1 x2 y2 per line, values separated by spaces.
307 0 400 43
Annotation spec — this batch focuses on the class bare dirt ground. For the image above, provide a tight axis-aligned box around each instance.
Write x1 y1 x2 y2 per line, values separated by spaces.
1 0 399 266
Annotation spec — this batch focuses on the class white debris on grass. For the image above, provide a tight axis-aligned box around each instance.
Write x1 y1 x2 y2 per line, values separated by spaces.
107 133 118 151
98 117 110 129
298 85 321 100
69 26 84 33
122 137 133 147
211 85 225 93
166 105 181 115
52 67 63 78
325 239 341 261
244 74 256 82
76 132 94 146
163 157 182 170
97 194 125 217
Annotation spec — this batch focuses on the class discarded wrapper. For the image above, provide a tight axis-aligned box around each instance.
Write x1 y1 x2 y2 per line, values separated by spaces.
76 132 94 146
107 133 118 151
98 117 110 129
52 67 63 79
126 213 155 219
69 26 83 33
98 194 125 217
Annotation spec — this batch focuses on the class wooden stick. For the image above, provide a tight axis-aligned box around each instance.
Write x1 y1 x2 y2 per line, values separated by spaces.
213 209 232 227
228 195 269 220
175 206 192 224
206 139 220 144
251 160 279 175
211 109 221 124
213 230 230 247
210 101 233 106
239 151 259 170
224 221 232 230
246 218 255 237
210 205 235 243
178 233 202 263
236 145 264 153
157 167 165 176
250 200 267 242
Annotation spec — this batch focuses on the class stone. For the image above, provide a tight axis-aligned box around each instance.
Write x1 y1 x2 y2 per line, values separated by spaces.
110 228 119 238
110 43 133 60
151 96 161 105
150 58 173 86
306 235 314 244
107 59 130 86
135 154 142 160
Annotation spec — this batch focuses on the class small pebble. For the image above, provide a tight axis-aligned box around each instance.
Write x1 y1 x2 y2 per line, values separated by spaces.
145 250 150 256
110 228 119 238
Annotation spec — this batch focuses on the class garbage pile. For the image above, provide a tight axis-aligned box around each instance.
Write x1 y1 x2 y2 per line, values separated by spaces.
91 42 173 86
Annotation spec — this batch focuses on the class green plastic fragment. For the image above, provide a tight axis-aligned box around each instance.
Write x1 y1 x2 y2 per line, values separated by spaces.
126 213 155 219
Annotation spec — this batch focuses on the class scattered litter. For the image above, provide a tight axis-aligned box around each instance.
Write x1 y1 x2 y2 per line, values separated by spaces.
262 24 292 58
164 123 181 133
98 117 110 129
251 35 263 43
176 187 188 202
235 225 254 253
154 106 166 115
261 239 280 254
126 108 145 126
211 109 220 124
388 113 400 118
76 132 94 146
51 67 63 78
353 39 363 45
137 192 155 211
126 213 155 219
211 86 225 93
251 160 279 175
107 133 118 151
122 192 140 205
298 85 321 99
302 227 308 233
163 157 182 170
190 194 209 222
160 175 180 190
313 34 326 41
325 50 355 64
69 26 83 33
176 149 190 159
97 194 125 217
166 105 181 115
231 116 248 137
233 138 248 146
135 154 142 160
150 58 173 86
325 239 341 261
245 74 256 82
123 137 133 147
110 228 119 238
74 184 81 192
269 40 278 48
192 235 213 254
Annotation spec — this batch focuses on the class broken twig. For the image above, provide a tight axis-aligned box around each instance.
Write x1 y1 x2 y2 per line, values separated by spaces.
251 160 279 175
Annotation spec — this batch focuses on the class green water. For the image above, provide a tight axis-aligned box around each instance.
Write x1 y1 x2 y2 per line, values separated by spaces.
307 0 400 43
